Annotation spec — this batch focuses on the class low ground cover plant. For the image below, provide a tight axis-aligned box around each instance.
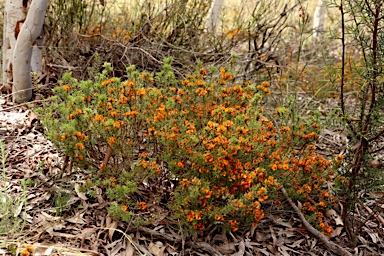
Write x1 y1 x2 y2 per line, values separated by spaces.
38 59 336 234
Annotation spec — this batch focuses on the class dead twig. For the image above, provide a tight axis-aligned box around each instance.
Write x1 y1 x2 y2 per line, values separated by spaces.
281 187 352 256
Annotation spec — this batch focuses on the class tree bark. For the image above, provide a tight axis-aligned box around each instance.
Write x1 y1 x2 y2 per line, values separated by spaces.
12 0 49 103
206 0 225 35
3 0 25 94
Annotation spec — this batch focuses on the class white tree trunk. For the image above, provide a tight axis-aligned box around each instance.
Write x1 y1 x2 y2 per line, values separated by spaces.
3 0 25 94
313 0 326 40
31 45 43 77
11 0 49 103
206 0 225 35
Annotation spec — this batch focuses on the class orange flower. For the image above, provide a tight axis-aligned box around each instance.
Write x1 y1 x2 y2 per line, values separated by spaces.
137 202 147 210
107 137 117 146
19 249 30 256
302 184 312 193
93 115 103 121
228 220 239 232
113 121 121 128
322 191 330 198
257 187 267 195
318 201 327 208
75 142 84 150
25 246 34 253
274 199 281 204
215 215 224 221
258 195 268 202
102 78 115 86
63 85 71 91
137 88 146 96
122 205 128 211
193 222 205 231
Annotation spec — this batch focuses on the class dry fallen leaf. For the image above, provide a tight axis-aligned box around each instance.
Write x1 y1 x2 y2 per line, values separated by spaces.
125 240 135 256
231 240 245 256
106 216 118 240
75 183 88 200
216 243 236 254
149 241 166 256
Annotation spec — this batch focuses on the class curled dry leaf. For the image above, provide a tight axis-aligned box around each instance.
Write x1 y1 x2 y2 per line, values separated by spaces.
148 241 165 256
106 217 118 241
216 243 236 254
75 183 88 200
325 209 343 226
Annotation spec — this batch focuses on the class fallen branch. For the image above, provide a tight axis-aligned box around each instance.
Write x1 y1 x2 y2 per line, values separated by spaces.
281 187 352 256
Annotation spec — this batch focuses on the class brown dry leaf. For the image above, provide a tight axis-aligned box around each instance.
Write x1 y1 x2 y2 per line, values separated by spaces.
109 239 124 256
266 243 277 254
255 231 270 242
103 240 120 250
289 238 305 248
363 227 379 243
216 243 236 254
309 238 317 250
40 211 62 221
28 110 39 128
148 241 165 256
231 240 245 256
273 219 293 228
32 244 54 255
330 226 343 238
165 243 178 256
13 201 24 217
108 221 118 240
66 212 87 224
125 240 135 256
269 226 277 245
325 209 343 226
277 245 290 256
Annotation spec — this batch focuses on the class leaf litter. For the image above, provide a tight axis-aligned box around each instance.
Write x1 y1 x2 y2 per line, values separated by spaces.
0 97 383 255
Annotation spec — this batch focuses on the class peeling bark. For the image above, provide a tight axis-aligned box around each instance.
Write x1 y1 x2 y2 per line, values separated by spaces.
3 0 25 93
7 0 49 103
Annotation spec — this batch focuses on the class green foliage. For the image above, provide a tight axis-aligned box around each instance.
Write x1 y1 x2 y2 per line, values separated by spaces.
0 140 28 235
323 0 384 246
38 60 335 233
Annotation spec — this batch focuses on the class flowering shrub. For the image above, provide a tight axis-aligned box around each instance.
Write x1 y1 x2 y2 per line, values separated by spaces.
38 59 335 234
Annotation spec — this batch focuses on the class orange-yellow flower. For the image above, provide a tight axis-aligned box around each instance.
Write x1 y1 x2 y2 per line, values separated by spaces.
193 222 205 231
257 187 267 195
19 249 30 256
215 215 224 221
318 201 327 208
63 85 71 91
75 142 84 150
93 115 103 122
113 121 121 128
137 202 147 210
137 88 146 96
25 246 34 253
228 220 239 231
322 191 330 198
107 137 117 146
